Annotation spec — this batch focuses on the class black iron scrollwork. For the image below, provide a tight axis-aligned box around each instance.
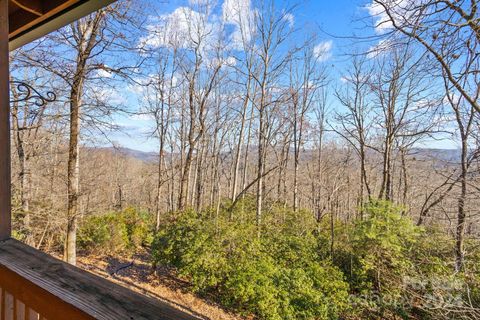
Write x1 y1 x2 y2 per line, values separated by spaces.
10 81 56 106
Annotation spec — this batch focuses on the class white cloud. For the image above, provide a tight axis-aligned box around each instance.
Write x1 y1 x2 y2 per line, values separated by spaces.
127 75 150 95
188 0 210 5
95 87 127 105
313 40 333 62
366 1 393 34
225 56 237 66
282 12 294 28
140 0 259 53
222 0 252 24
222 0 256 50
366 0 428 34
139 7 220 51
366 38 393 58
130 113 153 121
442 92 461 106
365 1 423 59
96 69 113 78
209 56 237 68
339 74 369 84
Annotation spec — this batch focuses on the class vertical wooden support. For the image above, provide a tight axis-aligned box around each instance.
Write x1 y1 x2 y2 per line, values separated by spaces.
0 0 10 241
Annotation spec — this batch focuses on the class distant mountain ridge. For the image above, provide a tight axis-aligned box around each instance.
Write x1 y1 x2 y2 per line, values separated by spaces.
94 146 461 164
95 147 159 162
409 148 461 163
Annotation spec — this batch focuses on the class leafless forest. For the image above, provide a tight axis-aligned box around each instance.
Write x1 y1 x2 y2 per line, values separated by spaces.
8 0 480 319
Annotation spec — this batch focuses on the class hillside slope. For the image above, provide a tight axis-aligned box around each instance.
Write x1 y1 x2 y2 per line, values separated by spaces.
77 253 243 320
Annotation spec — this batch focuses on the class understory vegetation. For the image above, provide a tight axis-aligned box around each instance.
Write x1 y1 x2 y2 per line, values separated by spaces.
73 199 480 320
78 207 153 254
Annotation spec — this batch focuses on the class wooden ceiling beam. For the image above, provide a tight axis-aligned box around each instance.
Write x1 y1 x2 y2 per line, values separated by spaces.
11 0 43 16
8 8 38 34
8 0 79 39
9 0 116 51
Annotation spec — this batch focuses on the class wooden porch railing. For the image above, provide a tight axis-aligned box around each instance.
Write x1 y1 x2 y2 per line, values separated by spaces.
0 239 199 320
0 262 92 319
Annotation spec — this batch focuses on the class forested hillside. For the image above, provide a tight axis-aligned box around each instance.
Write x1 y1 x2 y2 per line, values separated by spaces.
8 0 480 319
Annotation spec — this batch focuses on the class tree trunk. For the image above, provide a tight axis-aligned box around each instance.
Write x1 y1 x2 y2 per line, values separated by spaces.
293 96 299 212
195 140 206 211
379 135 393 201
231 80 251 202
242 103 255 198
256 103 265 231
455 133 468 272
64 13 105 265
65 68 83 264
155 133 166 230
11 96 32 244
179 131 194 210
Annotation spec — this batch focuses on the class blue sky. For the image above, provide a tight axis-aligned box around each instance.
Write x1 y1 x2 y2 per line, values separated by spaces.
102 0 456 152
105 0 371 152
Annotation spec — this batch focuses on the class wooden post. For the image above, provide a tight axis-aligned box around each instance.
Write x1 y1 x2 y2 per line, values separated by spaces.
0 0 10 241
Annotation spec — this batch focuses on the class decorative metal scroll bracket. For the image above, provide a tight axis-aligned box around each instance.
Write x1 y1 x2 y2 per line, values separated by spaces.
9 81 56 106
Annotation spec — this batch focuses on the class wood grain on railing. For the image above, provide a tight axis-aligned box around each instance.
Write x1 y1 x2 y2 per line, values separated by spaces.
0 287 44 320
0 263 92 320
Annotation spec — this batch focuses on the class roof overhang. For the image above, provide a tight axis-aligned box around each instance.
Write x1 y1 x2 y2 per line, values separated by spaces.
9 0 116 51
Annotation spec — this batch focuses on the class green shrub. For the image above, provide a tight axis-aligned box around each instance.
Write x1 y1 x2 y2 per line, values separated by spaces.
152 199 480 319
78 207 154 255
469 273 480 308
121 207 154 248
468 246 480 307
330 200 425 318
351 200 422 295
151 200 349 320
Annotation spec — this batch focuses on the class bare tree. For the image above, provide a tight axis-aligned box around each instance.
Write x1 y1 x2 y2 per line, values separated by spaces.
371 0 480 114
9 68 55 245
370 45 436 202
251 1 295 230
142 40 180 229
229 13 258 204
289 42 326 212
20 2 139 264
444 75 478 271
176 4 224 210
334 55 374 208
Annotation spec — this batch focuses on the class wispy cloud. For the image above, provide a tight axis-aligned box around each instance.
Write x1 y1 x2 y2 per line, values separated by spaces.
366 0 427 34
366 38 394 58
313 40 333 62
222 0 256 50
96 69 113 78
282 12 294 28
139 6 221 51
